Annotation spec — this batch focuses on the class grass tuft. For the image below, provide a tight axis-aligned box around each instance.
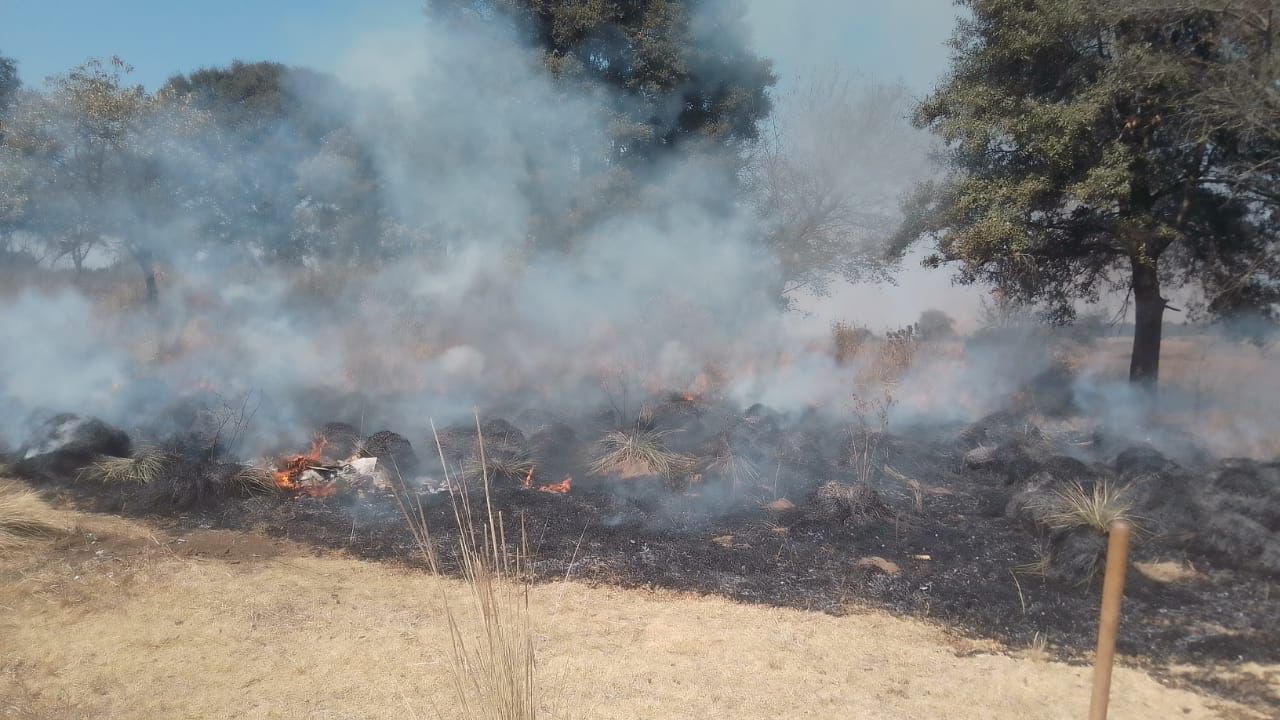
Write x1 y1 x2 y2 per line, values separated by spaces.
224 464 278 496
462 449 537 486
77 450 174 486
590 428 694 479
1034 480 1136 534
396 417 538 720
0 479 73 549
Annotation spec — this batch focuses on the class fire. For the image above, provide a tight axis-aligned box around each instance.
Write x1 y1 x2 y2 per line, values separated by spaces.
273 454 317 491
272 439 340 498
537 476 572 494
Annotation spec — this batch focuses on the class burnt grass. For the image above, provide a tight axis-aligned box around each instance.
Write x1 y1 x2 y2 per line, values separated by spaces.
14 411 1280 712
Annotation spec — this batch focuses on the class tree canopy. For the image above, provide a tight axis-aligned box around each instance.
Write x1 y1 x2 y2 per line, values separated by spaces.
0 52 18 109
898 0 1280 388
431 0 776 166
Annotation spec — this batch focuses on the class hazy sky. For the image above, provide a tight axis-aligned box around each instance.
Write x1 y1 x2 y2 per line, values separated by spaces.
0 0 971 330
0 1 958 91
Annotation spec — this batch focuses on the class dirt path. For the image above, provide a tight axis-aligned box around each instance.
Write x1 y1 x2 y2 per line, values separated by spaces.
0 511 1269 719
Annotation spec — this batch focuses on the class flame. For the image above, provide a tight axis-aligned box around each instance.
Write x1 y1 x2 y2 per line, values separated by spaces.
521 468 534 489
537 476 572 494
273 441 336 497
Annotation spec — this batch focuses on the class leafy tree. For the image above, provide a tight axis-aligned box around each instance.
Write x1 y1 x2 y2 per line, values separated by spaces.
432 0 776 166
0 52 18 110
898 0 1279 389
162 61 385 265
162 60 341 139
0 57 149 274
0 58 218 303
917 309 957 340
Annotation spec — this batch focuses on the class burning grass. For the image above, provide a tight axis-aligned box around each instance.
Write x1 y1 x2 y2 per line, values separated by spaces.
589 428 695 479
0 478 73 549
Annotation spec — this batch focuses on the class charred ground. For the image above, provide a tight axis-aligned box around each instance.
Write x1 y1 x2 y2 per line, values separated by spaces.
7 381 1279 712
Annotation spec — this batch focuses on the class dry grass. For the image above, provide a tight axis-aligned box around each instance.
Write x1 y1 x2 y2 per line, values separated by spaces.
224 464 278 496
0 479 73 549
409 418 538 720
589 428 694 479
76 450 173 486
0 511 1262 719
831 321 871 366
462 450 537 486
1033 480 1136 534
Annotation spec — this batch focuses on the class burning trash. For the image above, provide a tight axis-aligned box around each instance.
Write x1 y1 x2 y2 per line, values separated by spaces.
273 453 384 498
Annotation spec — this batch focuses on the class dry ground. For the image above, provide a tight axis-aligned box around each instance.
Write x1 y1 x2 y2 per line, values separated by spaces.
1083 336 1280 458
1 510 1272 720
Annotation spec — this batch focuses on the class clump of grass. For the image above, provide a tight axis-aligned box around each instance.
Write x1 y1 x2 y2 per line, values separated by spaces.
1034 480 1136 534
223 464 278 496
396 417 537 720
831 321 871 366
703 436 761 497
590 428 694 479
76 450 174 486
463 448 537 486
0 479 73 549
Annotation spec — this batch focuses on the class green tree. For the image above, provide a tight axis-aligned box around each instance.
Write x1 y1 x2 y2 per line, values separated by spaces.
897 0 1278 389
432 0 776 166
0 52 19 110
162 61 385 265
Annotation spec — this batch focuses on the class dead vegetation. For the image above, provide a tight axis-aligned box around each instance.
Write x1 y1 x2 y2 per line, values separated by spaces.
462 447 537 486
75 449 174 486
0 478 73 548
1031 480 1137 535
405 420 539 720
589 427 695 479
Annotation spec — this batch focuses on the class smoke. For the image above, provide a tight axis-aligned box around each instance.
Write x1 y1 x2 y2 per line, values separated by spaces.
0 6 1274 467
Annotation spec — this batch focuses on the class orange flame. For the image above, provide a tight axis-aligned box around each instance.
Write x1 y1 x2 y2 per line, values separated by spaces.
537 476 572 494
273 442 336 498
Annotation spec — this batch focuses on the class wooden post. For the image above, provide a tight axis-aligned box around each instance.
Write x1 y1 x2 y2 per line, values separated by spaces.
1089 520 1132 720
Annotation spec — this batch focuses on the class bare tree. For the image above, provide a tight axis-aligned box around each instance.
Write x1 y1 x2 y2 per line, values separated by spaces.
746 70 934 301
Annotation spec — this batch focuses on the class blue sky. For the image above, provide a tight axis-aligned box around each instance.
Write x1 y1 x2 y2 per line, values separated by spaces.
0 0 427 89
0 0 958 92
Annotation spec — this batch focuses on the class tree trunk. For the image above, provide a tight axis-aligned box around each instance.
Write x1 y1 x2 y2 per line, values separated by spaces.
1129 255 1164 389
132 246 158 309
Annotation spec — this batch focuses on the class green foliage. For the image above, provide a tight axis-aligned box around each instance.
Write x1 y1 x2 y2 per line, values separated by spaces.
0 52 18 110
916 309 956 340
897 0 1279 385
433 0 776 166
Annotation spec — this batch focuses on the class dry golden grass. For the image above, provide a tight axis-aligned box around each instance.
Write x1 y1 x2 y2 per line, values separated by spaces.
76 450 173 486
1084 336 1280 459
0 479 73 549
831 320 871 366
418 419 538 720
225 464 278 496
589 429 694 479
0 510 1264 719
1032 480 1137 535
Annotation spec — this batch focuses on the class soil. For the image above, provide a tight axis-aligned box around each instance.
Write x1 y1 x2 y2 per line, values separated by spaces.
9 405 1280 713
3 511 1259 719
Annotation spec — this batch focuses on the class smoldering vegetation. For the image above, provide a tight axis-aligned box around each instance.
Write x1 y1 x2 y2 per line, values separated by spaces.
2 2 1279 711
